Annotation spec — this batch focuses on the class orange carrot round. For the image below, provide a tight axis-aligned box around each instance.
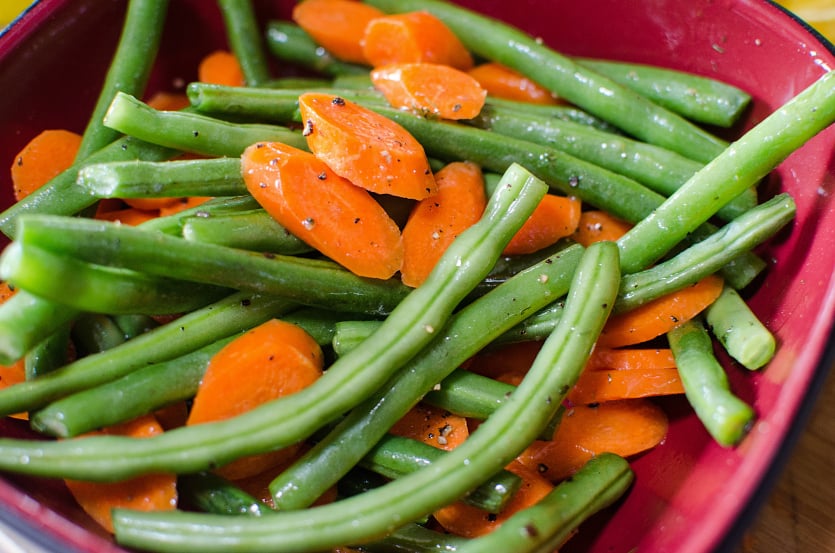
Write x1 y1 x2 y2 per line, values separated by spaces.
10 129 82 201
198 50 246 87
389 403 470 451
298 92 437 200
63 414 177 533
186 319 324 480
468 62 558 105
569 366 684 404
516 399 668 482
572 210 633 246
361 11 474 70
400 161 486 287
598 274 725 348
293 0 384 64
371 63 487 120
432 461 553 538
241 141 404 279
503 194 582 255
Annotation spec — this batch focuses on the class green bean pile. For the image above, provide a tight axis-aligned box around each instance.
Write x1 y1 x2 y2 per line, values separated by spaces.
0 0 834 551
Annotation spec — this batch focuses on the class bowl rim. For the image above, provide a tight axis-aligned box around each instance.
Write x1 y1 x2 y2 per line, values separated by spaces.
0 1 834 552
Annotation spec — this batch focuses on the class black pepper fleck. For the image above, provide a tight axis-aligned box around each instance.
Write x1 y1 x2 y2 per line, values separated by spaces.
332 96 346 106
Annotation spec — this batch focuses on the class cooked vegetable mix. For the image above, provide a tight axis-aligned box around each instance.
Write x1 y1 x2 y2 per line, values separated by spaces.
0 0 832 552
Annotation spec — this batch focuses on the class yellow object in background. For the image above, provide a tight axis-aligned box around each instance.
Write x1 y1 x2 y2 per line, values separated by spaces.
778 0 835 42
1 0 34 27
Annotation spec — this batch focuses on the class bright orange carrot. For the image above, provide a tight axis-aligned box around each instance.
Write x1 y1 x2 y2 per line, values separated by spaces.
298 92 437 200
362 11 474 70
293 0 384 64
516 399 668 482
95 207 160 226
569 366 684 404
198 50 245 87
400 161 486 287
64 414 177 533
586 347 677 371
598 274 725 348
468 62 558 105
241 141 404 279
503 194 581 255
157 196 212 217
389 403 470 451
432 461 553 538
572 209 633 246
10 129 82 201
145 91 191 111
186 319 324 480
371 63 486 120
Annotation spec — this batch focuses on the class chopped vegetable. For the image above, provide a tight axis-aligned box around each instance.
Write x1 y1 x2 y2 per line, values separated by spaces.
10 130 82 201
292 0 384 64
467 62 558 105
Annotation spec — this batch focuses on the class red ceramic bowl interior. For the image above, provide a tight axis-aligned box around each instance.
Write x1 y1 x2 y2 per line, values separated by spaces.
1 1 834 552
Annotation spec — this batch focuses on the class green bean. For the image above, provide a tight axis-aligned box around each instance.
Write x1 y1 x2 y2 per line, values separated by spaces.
77 158 247 200
614 193 796 313
269 245 584 510
493 301 565 346
365 0 727 164
13 214 410 316
112 240 619 553
616 70 835 273
0 291 294 417
31 339 232 438
0 291 79 365
24 325 72 380
179 471 271 517
216 0 271 87
0 242 228 315
667 317 755 447
361 434 522 514
111 314 160 340
0 136 176 239
280 307 369 347
705 285 776 370
103 92 307 156
577 58 752 127
75 0 169 160
0 163 545 480
455 453 633 553
138 194 261 235
181 209 313 255
265 20 370 77
356 522 467 553
70 313 126 357
467 105 755 222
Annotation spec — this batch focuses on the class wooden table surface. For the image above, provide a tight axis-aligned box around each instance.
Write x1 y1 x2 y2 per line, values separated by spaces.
736 363 835 553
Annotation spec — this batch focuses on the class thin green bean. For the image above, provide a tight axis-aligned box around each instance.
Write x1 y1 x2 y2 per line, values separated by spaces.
216 0 271 87
265 20 370 77
181 209 312 255
0 291 79 366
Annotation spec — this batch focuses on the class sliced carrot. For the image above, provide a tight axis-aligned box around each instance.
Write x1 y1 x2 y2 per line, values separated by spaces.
198 50 245 87
64 414 177 533
598 274 725 348
145 91 191 111
503 194 582 255
586 347 677 371
389 403 469 451
362 11 474 70
292 0 384 64
468 62 558 105
432 461 553 538
10 129 82 201
241 141 403 279
298 92 437 200
516 399 668 482
95 207 160 226
371 63 486 120
186 319 324 480
572 210 633 246
569 367 684 404
400 161 486 287
157 196 212 217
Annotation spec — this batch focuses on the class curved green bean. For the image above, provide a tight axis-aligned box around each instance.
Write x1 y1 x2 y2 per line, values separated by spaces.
216 0 271 87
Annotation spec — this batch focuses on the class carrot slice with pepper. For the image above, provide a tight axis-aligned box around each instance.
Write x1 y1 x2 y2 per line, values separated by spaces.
468 62 559 105
10 129 82 201
389 403 470 451
371 63 487 120
400 161 486 287
242 141 404 279
298 92 437 200
63 414 177 533
516 399 668 482
198 50 246 87
432 460 553 538
598 274 725 348
569 366 684 404
186 319 324 480
503 194 582 255
292 0 384 64
572 210 633 246
362 11 474 70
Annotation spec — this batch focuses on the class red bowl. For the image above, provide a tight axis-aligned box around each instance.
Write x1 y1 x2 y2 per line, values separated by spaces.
1 1 834 552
